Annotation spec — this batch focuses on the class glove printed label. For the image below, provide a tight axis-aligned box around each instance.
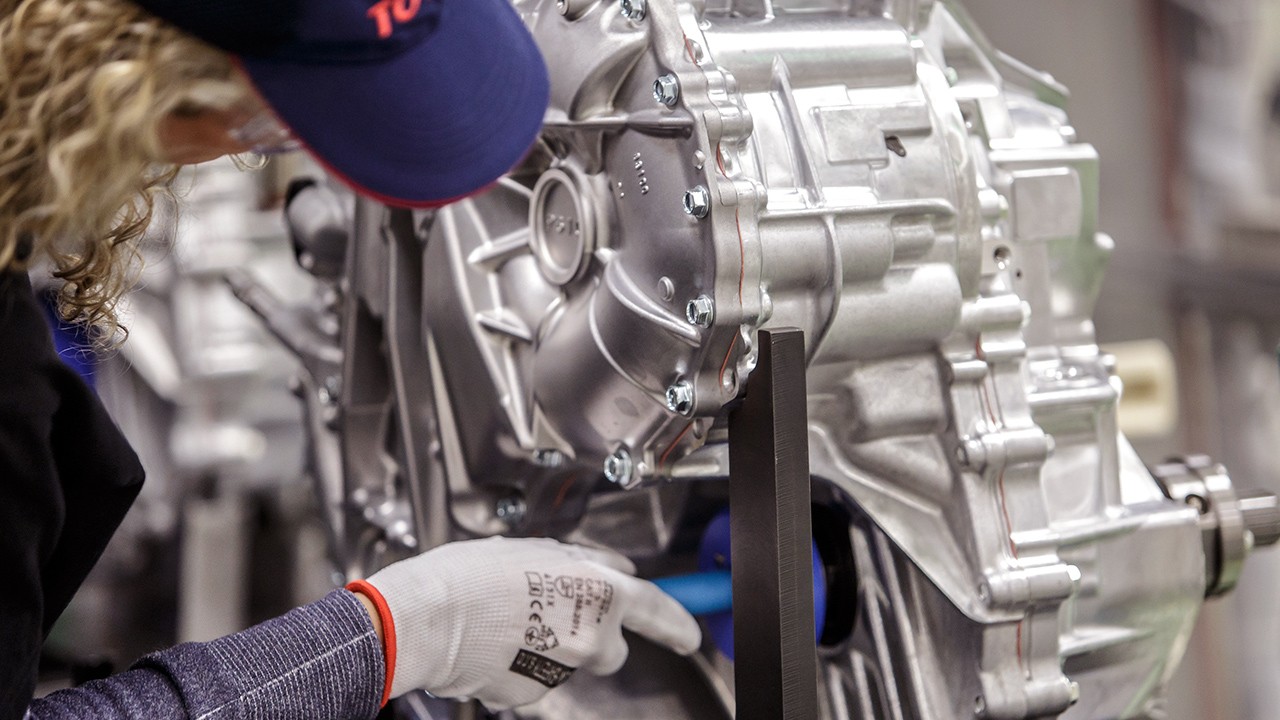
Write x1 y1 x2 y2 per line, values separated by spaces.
509 649 575 688
513 569 616 685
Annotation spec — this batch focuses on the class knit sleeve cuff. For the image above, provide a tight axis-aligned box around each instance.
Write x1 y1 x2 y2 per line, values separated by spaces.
347 580 397 706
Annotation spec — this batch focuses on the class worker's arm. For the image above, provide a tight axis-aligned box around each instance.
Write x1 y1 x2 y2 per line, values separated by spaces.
26 589 385 720
27 536 701 718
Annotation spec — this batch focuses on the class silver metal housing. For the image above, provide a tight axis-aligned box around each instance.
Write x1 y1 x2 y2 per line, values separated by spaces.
246 1 1280 717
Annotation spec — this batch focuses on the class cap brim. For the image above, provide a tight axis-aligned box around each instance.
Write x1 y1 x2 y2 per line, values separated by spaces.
240 0 549 208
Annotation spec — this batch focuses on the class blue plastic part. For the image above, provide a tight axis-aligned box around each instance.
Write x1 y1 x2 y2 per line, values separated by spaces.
653 569 734 616
654 508 827 659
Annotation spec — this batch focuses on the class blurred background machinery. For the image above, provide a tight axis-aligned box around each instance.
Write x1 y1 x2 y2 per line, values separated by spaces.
966 2 1280 718
37 1 1280 719
36 158 338 685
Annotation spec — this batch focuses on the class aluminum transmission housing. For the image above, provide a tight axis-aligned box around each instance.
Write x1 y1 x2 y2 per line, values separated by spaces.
242 0 1280 717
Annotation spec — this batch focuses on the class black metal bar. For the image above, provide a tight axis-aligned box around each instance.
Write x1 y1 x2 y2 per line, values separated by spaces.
729 327 818 720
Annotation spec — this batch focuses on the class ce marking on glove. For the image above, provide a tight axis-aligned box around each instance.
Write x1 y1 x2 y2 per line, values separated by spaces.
525 570 555 622
525 570 561 638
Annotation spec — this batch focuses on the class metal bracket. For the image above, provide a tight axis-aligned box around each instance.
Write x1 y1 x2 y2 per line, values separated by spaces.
729 328 818 719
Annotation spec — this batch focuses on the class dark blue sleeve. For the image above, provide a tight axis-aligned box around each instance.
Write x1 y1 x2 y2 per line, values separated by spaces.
26 590 385 720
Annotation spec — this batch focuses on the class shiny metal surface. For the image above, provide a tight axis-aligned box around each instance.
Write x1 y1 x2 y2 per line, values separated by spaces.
244 1 1279 717
1152 456 1280 598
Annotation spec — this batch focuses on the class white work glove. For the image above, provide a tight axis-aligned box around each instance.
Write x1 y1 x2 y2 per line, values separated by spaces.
353 536 701 710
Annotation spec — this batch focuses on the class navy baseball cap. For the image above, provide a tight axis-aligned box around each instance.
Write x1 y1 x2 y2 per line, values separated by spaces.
133 0 550 208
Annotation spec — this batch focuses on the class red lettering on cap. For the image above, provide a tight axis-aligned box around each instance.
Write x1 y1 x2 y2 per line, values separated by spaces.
393 0 422 22
368 0 422 39
367 1 393 37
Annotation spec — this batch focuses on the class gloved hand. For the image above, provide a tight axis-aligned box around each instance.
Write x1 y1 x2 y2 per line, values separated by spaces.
348 536 702 710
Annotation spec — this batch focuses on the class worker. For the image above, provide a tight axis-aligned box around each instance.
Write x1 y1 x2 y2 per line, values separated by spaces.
0 0 702 718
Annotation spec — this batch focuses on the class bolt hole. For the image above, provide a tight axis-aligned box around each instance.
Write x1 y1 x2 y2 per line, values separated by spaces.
993 246 1012 269
1186 494 1209 514
1014 269 1023 279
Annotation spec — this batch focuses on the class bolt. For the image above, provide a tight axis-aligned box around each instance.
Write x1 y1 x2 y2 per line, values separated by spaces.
974 695 987 718
619 0 646 20
683 185 710 218
1068 681 1081 705
686 295 715 327
387 519 417 549
495 495 527 525
604 448 634 486
721 369 736 391
533 449 565 468
653 74 680 107
666 381 695 416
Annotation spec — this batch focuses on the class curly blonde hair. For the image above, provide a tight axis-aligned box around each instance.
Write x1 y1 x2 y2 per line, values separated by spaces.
0 0 248 337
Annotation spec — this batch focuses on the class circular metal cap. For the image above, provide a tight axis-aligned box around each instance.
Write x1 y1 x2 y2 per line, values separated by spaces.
529 167 599 286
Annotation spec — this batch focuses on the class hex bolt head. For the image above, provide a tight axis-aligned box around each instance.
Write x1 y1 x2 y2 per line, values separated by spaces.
603 448 634 486
666 381 695 416
686 295 715 327
653 74 680 107
533 449 565 468
495 495 527 525
683 186 710 219
619 0 646 20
